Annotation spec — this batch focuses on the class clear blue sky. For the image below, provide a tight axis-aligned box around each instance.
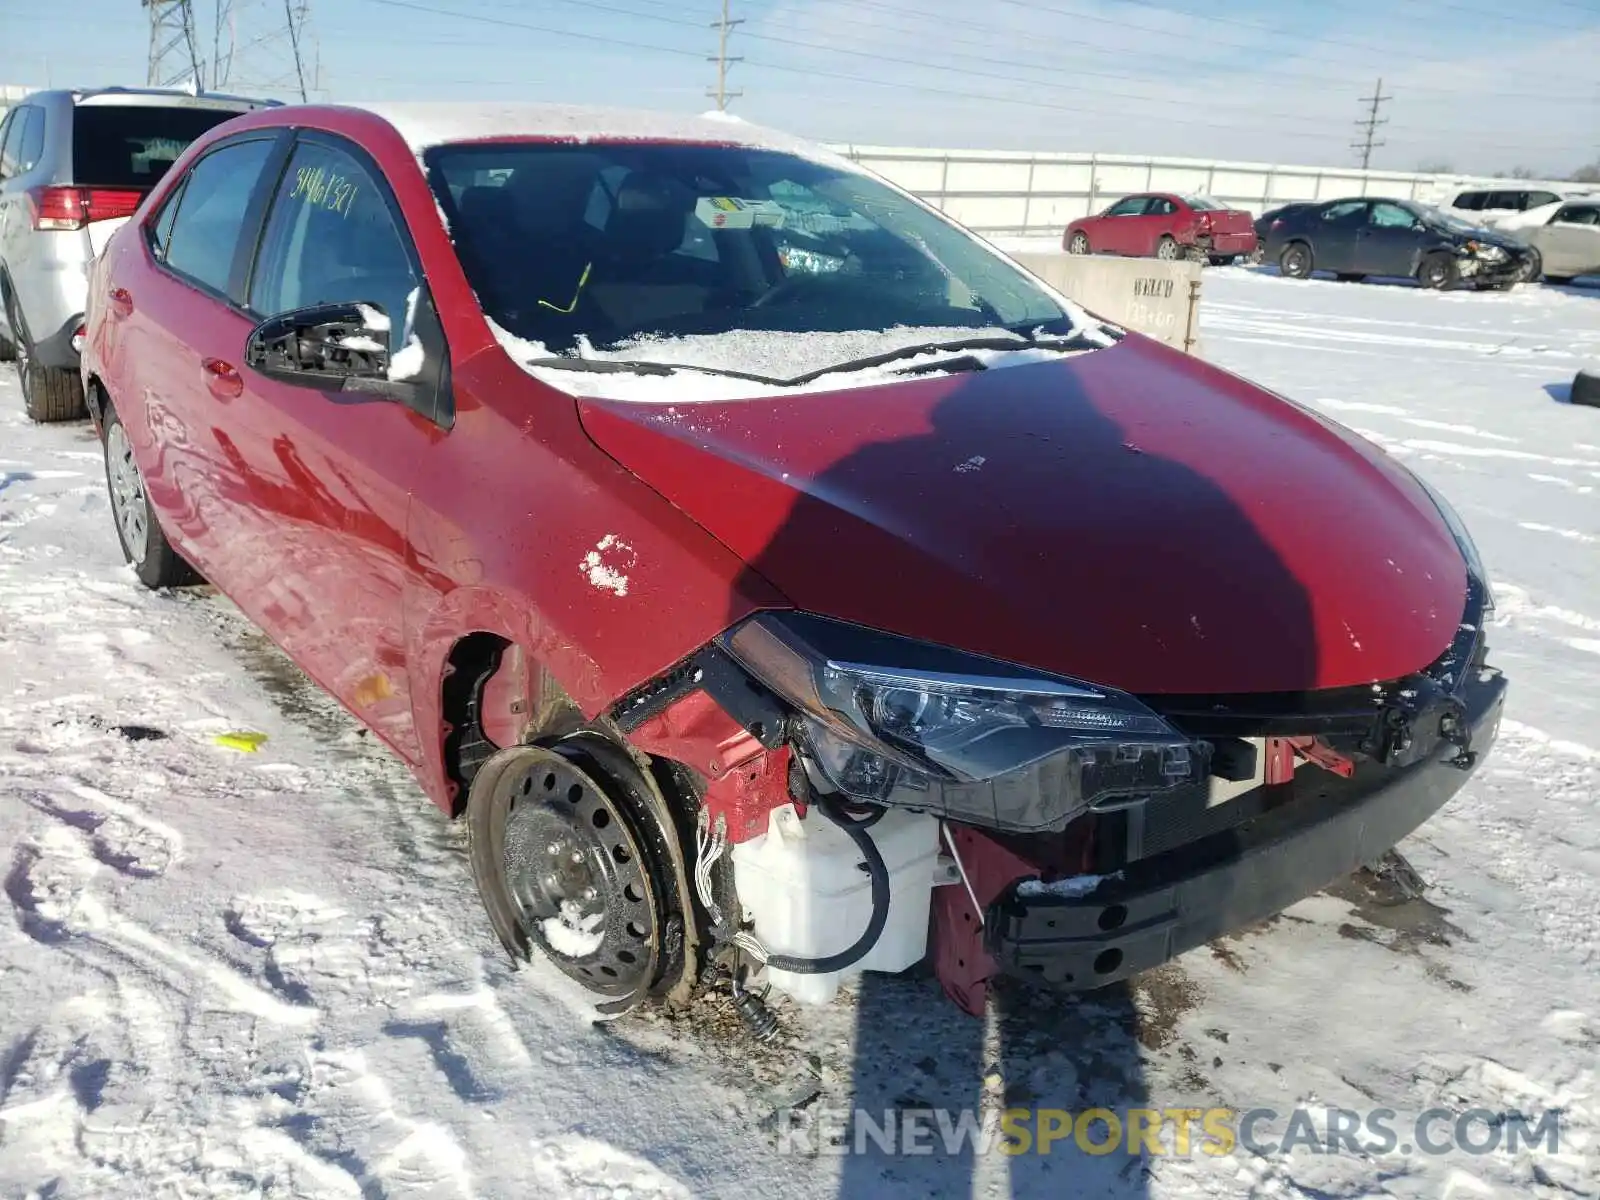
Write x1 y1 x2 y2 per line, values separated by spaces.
4 0 1597 175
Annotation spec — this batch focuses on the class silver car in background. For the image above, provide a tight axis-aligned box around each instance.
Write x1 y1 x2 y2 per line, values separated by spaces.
0 86 277 421
1495 199 1600 284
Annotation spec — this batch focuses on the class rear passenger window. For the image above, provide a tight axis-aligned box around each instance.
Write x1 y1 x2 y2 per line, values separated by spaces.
147 179 187 259
15 109 45 175
248 139 419 356
1453 192 1484 210
1148 197 1177 215
0 107 41 179
162 138 276 296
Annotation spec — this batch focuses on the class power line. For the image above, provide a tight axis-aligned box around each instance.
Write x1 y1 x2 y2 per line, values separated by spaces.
360 0 1591 157
739 0 1600 102
708 0 742 111
1353 78 1393 170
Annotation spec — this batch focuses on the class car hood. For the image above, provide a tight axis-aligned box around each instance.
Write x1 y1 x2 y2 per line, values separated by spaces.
576 336 1467 695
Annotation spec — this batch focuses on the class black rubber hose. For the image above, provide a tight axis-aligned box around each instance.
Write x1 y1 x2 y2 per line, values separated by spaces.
761 797 892 976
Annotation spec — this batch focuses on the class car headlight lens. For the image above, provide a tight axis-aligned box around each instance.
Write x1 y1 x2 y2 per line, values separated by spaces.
1410 471 1491 618
720 612 1204 828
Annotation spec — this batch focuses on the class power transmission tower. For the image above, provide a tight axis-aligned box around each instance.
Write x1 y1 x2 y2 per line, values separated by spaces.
212 0 318 101
1352 77 1392 170
708 0 743 111
143 0 203 89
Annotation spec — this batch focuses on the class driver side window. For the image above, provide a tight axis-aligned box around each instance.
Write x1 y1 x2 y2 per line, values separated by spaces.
1369 203 1416 229
1104 197 1148 217
249 138 419 359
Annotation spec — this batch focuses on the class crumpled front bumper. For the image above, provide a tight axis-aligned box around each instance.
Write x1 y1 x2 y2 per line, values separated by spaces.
985 667 1507 991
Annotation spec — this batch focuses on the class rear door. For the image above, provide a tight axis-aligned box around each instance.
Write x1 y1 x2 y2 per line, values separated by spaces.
0 105 48 333
1309 200 1368 271
1537 204 1600 275
1355 201 1424 276
0 107 21 341
107 131 284 571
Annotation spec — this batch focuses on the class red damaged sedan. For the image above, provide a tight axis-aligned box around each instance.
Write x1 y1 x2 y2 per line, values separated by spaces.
1066 192 1259 263
81 103 1503 1025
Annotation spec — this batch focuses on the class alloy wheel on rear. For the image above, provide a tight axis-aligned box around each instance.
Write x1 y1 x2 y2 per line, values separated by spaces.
1156 238 1179 261
104 420 150 563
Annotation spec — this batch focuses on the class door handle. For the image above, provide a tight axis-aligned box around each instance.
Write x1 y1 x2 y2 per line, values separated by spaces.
108 286 133 317
202 357 243 400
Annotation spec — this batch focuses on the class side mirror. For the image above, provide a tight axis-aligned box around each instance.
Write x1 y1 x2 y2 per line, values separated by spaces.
245 302 395 392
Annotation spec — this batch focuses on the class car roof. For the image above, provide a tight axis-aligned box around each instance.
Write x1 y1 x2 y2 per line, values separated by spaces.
347 101 831 160
22 85 278 111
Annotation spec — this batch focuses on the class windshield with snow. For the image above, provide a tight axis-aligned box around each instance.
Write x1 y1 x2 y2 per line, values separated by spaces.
425 142 1077 378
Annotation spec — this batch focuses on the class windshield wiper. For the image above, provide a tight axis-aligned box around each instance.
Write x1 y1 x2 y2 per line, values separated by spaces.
524 330 1095 391
523 357 784 386
788 331 1099 386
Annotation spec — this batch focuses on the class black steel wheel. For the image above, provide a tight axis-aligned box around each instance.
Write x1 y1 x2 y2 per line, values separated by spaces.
1279 242 1313 279
1418 252 1458 290
466 741 690 1010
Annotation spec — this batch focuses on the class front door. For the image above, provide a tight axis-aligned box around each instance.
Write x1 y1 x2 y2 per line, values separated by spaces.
1097 195 1152 255
1355 201 1425 277
1539 204 1600 276
220 133 446 764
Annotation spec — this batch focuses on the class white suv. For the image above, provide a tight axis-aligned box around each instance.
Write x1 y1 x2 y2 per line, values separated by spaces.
0 86 276 421
1444 186 1598 229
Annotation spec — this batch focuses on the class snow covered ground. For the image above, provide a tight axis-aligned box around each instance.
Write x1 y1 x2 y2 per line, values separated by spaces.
1 268 1597 1199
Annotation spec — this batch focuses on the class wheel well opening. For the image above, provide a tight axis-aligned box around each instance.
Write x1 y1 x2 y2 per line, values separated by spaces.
84 376 108 426
441 632 510 817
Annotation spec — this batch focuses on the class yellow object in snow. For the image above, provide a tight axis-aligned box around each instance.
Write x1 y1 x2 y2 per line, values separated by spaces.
214 731 269 753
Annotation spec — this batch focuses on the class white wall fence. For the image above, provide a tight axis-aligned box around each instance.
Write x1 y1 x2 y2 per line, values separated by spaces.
830 144 1577 237
0 82 1571 238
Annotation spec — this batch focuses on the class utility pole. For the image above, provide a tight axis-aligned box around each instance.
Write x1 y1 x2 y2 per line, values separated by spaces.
1352 77 1392 170
210 0 317 101
143 0 204 89
708 0 743 112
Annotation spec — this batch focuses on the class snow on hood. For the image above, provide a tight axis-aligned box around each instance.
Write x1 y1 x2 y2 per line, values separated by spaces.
488 319 1107 402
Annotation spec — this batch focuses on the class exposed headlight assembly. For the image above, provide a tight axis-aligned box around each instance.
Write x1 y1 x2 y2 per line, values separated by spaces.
720 612 1207 833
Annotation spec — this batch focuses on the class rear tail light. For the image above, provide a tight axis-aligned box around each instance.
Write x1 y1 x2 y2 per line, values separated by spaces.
27 186 143 231
85 189 143 223
28 186 86 231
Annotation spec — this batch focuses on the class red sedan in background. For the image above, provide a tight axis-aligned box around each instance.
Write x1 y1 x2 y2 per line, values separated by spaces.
1065 192 1258 263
